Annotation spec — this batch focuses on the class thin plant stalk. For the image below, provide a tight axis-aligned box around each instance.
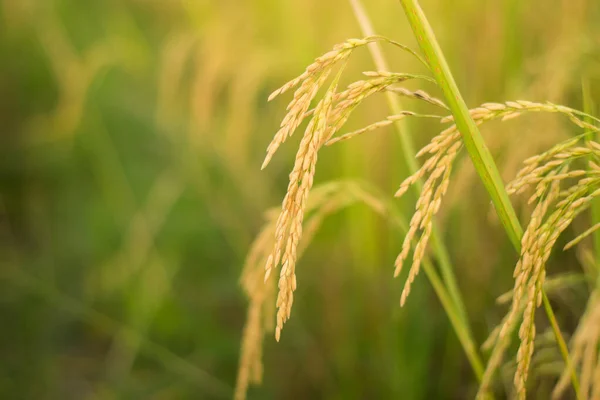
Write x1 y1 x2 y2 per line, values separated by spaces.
397 0 580 396
582 77 600 275
581 79 600 397
542 293 581 399
349 0 482 380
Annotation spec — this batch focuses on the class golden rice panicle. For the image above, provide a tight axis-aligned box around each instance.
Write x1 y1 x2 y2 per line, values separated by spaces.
510 158 600 397
262 37 392 170
478 192 553 398
266 78 338 342
262 54 436 340
393 125 462 305
479 139 600 399
392 126 459 200
513 188 590 397
266 69 434 168
262 70 332 170
267 37 379 102
505 137 584 196
499 181 556 338
264 74 344 283
503 182 560 400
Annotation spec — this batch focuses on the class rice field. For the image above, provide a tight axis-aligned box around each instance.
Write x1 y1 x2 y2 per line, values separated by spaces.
1 1 600 399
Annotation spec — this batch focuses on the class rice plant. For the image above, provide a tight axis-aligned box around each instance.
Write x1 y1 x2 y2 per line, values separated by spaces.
236 0 600 399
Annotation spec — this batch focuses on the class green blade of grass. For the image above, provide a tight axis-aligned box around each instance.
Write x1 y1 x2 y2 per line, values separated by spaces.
582 77 600 279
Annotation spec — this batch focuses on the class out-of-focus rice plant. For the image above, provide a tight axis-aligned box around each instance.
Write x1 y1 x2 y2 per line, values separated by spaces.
1 0 599 399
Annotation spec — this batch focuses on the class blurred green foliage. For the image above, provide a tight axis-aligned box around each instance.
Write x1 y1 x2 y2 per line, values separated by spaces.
1 0 600 399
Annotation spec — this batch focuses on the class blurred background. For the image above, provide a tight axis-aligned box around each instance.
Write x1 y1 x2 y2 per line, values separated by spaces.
1 0 600 399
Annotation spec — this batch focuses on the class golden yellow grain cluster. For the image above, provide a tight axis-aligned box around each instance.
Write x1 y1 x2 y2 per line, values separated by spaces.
393 124 461 305
391 101 600 313
261 37 376 170
266 83 338 342
262 37 425 170
261 37 431 341
478 137 600 399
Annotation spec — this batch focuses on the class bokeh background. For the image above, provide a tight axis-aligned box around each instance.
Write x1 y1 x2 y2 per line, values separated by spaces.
1 0 600 399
